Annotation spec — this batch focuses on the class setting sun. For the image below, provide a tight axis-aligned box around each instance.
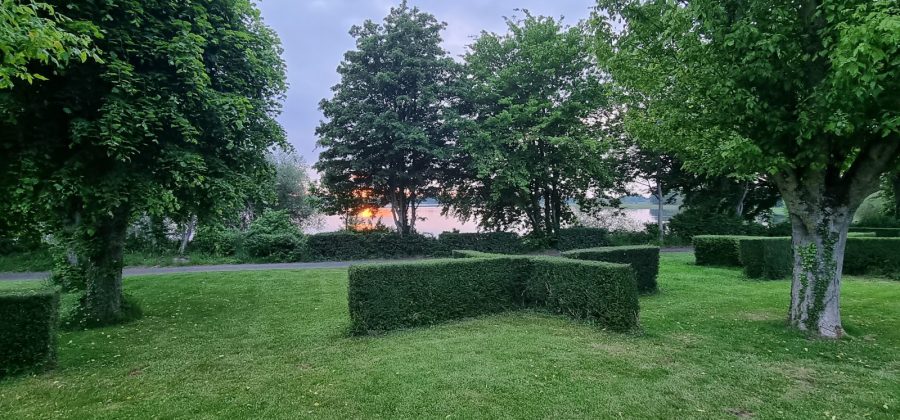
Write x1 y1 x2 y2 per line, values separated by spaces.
357 208 374 218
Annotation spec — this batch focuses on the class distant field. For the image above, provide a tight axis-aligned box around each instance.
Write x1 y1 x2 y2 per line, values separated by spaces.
2 253 897 419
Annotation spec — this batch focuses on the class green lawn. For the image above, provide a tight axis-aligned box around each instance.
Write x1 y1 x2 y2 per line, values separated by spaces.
1 254 898 419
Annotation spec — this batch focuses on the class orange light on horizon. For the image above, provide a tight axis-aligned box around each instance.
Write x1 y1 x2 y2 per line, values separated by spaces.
358 208 374 218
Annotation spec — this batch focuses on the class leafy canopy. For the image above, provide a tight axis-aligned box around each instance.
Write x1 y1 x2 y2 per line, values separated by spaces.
444 13 618 235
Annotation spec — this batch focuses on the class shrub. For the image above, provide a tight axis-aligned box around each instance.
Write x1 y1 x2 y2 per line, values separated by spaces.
451 250 503 259
191 225 241 256
562 246 659 294
248 209 302 236
844 238 900 278
307 232 437 261
437 232 524 254
849 227 900 237
692 235 748 266
0 288 59 378
526 257 639 331
348 258 528 334
243 233 306 261
669 209 759 238
738 237 792 279
347 256 640 335
556 227 610 251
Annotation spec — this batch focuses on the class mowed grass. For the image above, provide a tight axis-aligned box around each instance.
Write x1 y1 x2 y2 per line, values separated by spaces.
1 254 898 419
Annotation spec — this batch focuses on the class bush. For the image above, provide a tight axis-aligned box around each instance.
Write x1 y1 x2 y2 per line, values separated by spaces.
307 232 437 261
738 237 792 279
562 246 660 294
243 233 306 261
692 235 748 266
844 238 900 278
849 227 900 237
556 227 610 251
347 256 639 335
668 209 755 238
348 258 528 334
191 225 241 256
437 232 524 254
0 288 59 378
451 250 503 259
526 257 639 331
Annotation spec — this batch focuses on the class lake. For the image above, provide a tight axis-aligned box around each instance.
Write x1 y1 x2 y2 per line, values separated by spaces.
305 205 678 235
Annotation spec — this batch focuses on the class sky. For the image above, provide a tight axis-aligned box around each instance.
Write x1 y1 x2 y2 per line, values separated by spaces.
255 0 596 168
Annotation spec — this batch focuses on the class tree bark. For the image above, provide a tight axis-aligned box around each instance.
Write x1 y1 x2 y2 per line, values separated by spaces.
178 215 196 255
80 206 131 326
656 177 664 244
786 206 852 339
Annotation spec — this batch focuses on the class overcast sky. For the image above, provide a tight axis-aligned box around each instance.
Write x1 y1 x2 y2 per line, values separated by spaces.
255 0 596 167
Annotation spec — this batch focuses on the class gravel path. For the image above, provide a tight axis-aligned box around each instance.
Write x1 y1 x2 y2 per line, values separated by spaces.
0 247 693 281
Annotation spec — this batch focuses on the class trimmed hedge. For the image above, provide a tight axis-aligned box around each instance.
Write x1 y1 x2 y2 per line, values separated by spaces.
695 235 900 279
849 227 900 237
348 258 528 334
556 227 610 251
693 235 751 266
451 250 503 259
437 232 524 254
844 238 900 277
243 233 306 261
561 246 659 294
738 238 792 279
306 232 437 261
0 288 59 378
526 257 639 331
348 257 639 334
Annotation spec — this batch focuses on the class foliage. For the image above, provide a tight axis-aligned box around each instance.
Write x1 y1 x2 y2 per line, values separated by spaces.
315 1 460 234
0 0 100 88
0 0 287 324
191 225 241 256
556 227 611 251
348 256 639 335
450 250 503 259
692 235 749 267
348 258 527 334
594 0 900 337
436 232 524 254
562 245 659 294
443 13 618 238
738 238 793 280
306 232 437 261
268 150 319 227
526 257 639 331
0 287 58 378
844 238 900 278
668 208 767 239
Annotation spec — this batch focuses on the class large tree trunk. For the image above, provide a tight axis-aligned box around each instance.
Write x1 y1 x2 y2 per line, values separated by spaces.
786 206 852 338
80 206 131 326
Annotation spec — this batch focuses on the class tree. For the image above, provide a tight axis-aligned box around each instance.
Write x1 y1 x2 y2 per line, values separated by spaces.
619 144 682 242
594 0 900 338
444 14 618 239
0 0 287 325
315 1 461 235
269 150 318 228
0 0 100 89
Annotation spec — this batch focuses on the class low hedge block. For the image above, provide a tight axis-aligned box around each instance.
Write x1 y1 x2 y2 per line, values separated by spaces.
437 232 524 254
0 288 59 378
738 237 792 279
348 258 528 334
306 232 437 261
556 227 610 251
526 258 639 331
849 227 900 237
693 235 750 266
561 246 659 294
451 250 504 259
844 238 900 277
348 256 639 335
